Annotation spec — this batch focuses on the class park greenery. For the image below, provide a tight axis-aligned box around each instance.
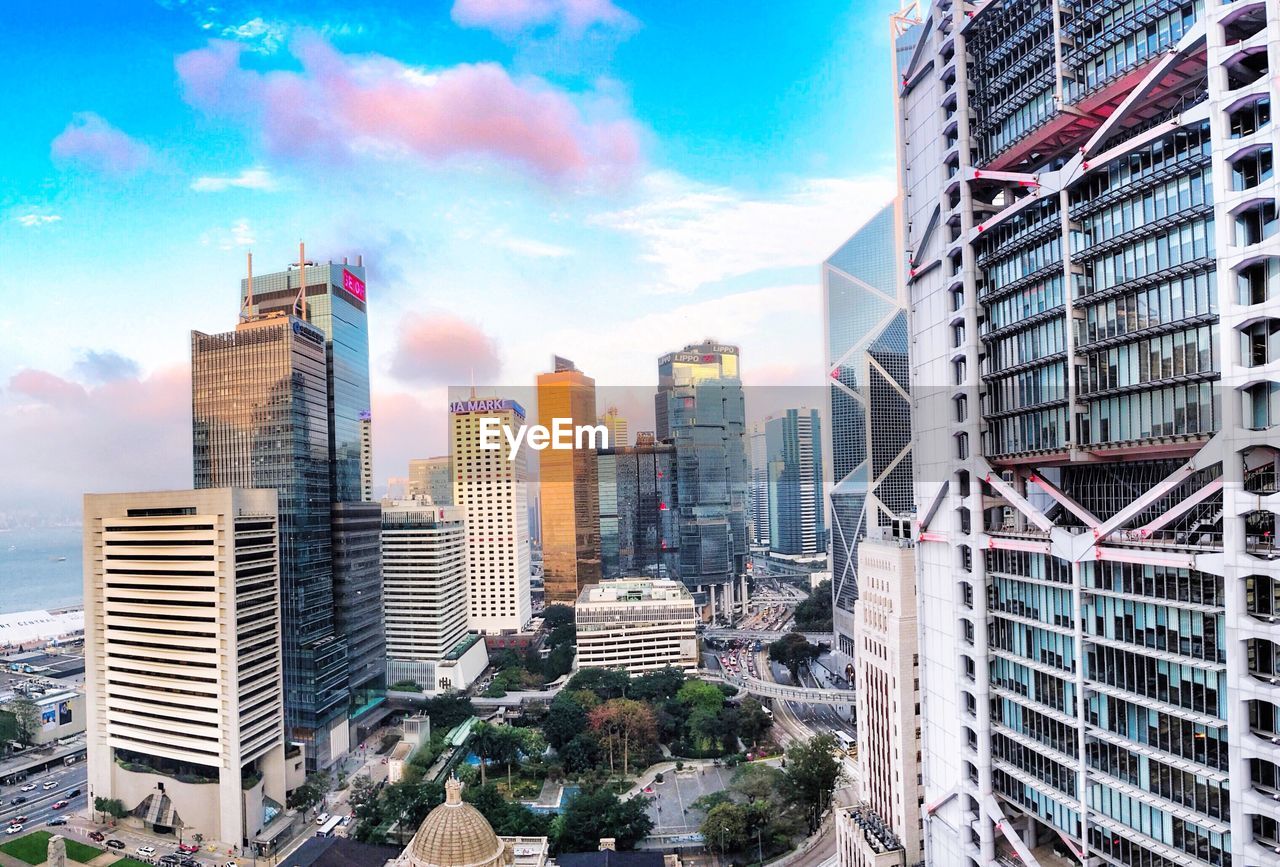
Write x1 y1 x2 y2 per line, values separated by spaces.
482 605 578 697
698 732 844 858
792 579 833 631
768 632 822 682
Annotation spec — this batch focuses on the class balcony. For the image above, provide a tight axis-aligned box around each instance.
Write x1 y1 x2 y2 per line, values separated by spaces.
1246 510 1279 560
1245 447 1280 494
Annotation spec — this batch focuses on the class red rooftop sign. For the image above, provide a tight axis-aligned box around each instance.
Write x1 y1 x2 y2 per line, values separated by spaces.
341 268 366 302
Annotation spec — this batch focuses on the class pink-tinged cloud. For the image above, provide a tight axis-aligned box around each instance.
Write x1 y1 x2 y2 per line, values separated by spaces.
371 386 450 493
1 365 191 514
50 113 152 175
175 35 641 184
389 312 502 386
452 0 637 37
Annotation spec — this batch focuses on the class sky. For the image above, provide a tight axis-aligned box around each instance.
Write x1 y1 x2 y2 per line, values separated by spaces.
0 0 902 521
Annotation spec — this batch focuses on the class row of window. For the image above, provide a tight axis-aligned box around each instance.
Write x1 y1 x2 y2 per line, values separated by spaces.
1081 270 1216 346
987 317 1067 373
1081 381 1218 445
1081 218 1214 297
985 405 1068 455
1076 170 1213 255
1086 644 1225 718
1080 325 1217 394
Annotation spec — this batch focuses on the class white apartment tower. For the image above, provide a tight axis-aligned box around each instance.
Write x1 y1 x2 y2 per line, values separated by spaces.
842 537 922 867
382 500 489 693
574 579 698 675
899 1 1280 866
83 489 288 851
450 397 532 634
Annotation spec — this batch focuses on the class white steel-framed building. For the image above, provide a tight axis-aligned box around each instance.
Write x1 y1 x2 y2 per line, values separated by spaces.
574 579 698 674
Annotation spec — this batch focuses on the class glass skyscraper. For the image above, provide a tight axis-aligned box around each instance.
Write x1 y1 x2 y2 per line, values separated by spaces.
764 408 825 557
823 204 914 656
598 433 678 580
656 341 749 619
191 314 351 766
242 259 386 738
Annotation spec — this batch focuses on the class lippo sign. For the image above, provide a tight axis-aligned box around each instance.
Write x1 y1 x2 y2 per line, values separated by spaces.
341 268 366 302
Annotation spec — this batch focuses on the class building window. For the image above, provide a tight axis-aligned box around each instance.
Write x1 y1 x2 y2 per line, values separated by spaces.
1229 94 1272 139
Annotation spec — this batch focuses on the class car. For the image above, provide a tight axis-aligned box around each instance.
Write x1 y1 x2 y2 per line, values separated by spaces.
5 825 22 835
181 859 201 867
224 862 239 867
52 800 68 810
340 816 352 827
19 783 35 792
10 796 26 805
315 812 330 825
47 818 67 827
157 856 180 866
64 788 81 798
137 845 157 857
10 817 28 825
88 831 105 842
42 781 57 790
106 839 126 850
178 843 199 853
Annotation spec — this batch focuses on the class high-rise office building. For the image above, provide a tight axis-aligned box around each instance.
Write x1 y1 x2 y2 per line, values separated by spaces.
899 3 1277 865
537 356 602 604
83 489 288 852
240 254 385 739
750 424 770 547
408 456 453 505
765 409 825 557
597 432 678 580
382 500 488 694
599 405 630 448
656 341 750 619
192 312 351 767
450 396 532 634
839 537 921 867
575 579 698 675
823 204 915 657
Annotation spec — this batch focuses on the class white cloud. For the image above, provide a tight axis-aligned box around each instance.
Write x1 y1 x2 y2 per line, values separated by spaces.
15 213 61 228
596 171 894 293
191 167 279 192
222 17 287 53
502 236 572 258
200 218 256 250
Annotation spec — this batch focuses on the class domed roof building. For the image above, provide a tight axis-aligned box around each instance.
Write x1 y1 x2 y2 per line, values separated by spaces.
400 779 546 867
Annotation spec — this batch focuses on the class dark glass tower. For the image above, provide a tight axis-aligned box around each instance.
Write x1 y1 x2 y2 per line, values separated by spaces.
242 260 385 734
191 314 350 765
598 433 678 580
656 342 749 619
764 408 826 556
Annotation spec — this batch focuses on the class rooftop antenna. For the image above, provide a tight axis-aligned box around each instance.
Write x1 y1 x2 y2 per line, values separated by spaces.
294 241 307 321
242 251 254 321
469 367 477 400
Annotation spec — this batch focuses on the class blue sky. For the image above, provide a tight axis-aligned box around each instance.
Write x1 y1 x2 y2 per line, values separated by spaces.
0 0 900 518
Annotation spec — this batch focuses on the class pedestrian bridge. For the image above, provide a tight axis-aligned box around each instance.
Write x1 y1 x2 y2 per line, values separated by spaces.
718 671 854 706
703 629 835 644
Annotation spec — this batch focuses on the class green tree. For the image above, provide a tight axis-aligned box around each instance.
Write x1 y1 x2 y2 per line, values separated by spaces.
676 679 724 713
544 642 575 680
545 692 589 751
701 802 750 855
785 733 844 831
553 789 653 852
769 632 821 683
382 780 444 841
559 733 599 774
564 667 629 699
349 777 383 842
793 580 833 631
541 604 575 629
6 696 39 746
629 666 685 702
738 697 773 747
287 773 327 817
420 694 476 731
471 722 503 785
466 783 553 837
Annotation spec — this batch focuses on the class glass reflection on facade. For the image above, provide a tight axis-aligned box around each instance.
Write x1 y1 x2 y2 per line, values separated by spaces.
598 433 678 580
764 408 825 556
823 204 914 655
191 315 350 756
656 342 749 616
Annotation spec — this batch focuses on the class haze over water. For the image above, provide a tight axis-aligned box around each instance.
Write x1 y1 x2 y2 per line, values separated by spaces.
0 526 83 614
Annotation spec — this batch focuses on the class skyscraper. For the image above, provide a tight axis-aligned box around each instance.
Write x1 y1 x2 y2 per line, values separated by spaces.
192 312 351 767
750 424 770 547
656 341 750 620
899 3 1269 865
823 204 915 656
536 356 602 604
450 396 532 634
240 254 385 738
408 456 453 505
597 432 678 580
599 405 630 448
382 500 488 693
764 408 825 557
83 488 288 852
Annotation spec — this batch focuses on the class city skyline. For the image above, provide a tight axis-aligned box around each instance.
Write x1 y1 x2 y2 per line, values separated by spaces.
0 0 900 519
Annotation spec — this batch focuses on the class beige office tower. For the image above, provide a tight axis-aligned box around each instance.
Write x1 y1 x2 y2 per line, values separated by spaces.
537 356 602 605
599 405 630 449
408 456 453 505
837 537 922 867
83 488 288 852
574 579 698 674
450 397 532 633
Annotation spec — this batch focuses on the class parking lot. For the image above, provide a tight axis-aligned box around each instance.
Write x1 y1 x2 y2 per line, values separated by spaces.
639 764 736 835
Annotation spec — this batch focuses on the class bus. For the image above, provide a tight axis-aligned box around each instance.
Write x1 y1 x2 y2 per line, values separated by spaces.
316 815 343 838
833 730 855 754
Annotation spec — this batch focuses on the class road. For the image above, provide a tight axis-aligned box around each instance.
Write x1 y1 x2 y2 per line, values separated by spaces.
1 764 87 833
